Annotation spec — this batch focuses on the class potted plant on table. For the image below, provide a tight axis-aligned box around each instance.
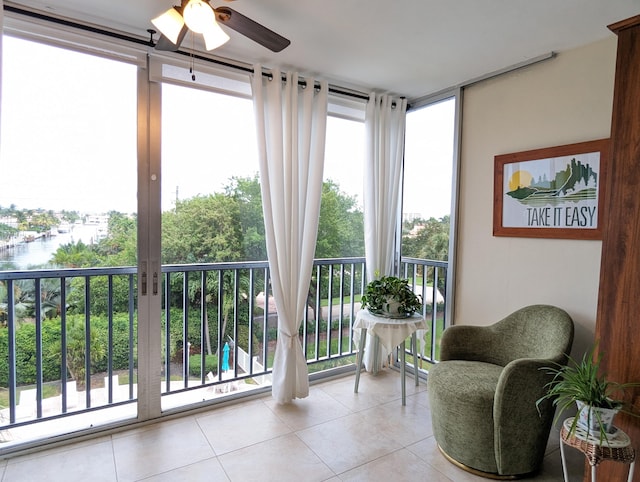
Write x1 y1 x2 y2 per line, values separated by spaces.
536 344 640 443
360 276 422 319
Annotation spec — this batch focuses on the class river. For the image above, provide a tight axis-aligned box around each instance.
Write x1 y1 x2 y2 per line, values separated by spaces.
0 224 104 270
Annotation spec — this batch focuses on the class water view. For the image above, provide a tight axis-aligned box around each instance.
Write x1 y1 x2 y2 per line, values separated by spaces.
0 224 105 270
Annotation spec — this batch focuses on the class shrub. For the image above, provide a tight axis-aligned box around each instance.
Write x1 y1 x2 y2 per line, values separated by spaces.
188 354 219 377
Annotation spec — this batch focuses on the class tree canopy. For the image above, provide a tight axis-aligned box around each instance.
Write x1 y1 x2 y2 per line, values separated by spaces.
5 176 452 271
402 215 450 261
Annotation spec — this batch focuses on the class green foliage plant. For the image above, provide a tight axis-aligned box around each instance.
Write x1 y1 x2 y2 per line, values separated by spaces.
65 317 106 389
188 354 219 377
360 276 422 318
536 344 640 443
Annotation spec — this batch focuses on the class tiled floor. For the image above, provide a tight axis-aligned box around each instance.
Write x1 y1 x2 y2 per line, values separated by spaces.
0 369 584 481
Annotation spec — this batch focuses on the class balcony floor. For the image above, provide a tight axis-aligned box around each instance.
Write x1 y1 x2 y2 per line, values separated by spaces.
0 368 584 481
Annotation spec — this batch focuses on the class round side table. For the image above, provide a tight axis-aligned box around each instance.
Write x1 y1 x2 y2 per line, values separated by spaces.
560 417 636 482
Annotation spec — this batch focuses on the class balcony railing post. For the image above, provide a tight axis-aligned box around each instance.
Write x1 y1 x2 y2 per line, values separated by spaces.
84 276 91 408
61 277 68 412
35 278 43 419
7 280 16 424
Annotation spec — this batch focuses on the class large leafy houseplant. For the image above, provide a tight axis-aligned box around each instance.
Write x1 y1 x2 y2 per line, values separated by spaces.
536 344 640 443
360 276 422 318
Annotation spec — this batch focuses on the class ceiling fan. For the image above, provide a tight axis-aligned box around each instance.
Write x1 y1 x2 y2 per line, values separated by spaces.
152 0 290 52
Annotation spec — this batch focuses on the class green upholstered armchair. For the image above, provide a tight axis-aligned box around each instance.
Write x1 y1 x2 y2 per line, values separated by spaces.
427 304 574 478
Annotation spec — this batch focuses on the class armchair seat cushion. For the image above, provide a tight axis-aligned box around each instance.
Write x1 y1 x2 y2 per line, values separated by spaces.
429 361 503 474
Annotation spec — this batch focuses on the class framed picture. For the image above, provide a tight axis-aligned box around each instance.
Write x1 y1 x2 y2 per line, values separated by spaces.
493 139 609 240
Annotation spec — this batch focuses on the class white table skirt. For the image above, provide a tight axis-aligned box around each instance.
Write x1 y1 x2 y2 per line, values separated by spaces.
353 309 428 372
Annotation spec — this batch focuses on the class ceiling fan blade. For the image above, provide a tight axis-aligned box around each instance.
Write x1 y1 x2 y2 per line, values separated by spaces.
214 6 290 52
154 25 189 51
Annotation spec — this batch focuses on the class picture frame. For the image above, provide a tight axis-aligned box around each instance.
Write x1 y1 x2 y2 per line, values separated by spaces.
493 138 609 240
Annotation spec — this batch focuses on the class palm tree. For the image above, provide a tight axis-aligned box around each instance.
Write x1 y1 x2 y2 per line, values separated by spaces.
0 277 68 323
40 278 68 319
64 317 105 389
51 240 95 268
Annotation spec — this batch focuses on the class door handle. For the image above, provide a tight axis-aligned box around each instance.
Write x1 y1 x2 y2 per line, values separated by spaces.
141 261 147 296
153 271 158 295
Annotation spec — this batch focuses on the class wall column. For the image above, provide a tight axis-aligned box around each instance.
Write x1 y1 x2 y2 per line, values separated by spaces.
595 13 640 482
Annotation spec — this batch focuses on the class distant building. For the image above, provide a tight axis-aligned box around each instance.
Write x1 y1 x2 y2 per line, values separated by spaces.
403 212 422 223
0 216 19 229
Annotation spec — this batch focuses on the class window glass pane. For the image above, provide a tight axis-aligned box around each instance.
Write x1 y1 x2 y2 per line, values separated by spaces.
321 115 365 258
160 83 260 262
402 97 456 362
402 98 455 261
1 36 137 267
0 36 138 436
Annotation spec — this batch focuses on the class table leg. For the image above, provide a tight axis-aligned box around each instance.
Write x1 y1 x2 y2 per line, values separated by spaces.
401 340 406 406
373 335 380 375
354 327 367 393
412 332 419 387
560 440 569 482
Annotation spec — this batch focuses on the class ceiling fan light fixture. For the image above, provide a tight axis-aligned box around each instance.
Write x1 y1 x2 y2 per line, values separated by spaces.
151 7 185 45
183 0 216 34
202 22 231 51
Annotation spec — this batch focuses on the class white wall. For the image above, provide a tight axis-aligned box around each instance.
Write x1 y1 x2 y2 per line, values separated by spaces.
454 37 617 355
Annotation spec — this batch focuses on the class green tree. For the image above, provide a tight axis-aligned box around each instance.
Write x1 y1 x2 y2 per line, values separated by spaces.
94 212 137 266
0 223 17 241
402 215 450 261
51 240 99 268
225 174 267 261
2 279 35 321
64 316 106 389
316 179 364 258
39 277 68 320
60 210 81 224
28 211 58 233
162 194 243 264
66 275 134 316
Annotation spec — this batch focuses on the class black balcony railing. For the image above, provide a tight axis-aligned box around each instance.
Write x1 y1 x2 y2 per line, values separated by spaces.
0 257 447 432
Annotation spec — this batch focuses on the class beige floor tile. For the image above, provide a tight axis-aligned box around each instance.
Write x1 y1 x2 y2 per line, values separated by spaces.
112 416 214 481
0 369 582 482
196 400 291 455
219 433 334 482
319 369 424 412
2 434 113 463
3 439 117 482
356 396 433 446
339 448 453 482
408 436 488 482
408 433 586 481
109 414 196 440
296 410 403 474
141 457 230 482
406 386 430 408
264 386 352 430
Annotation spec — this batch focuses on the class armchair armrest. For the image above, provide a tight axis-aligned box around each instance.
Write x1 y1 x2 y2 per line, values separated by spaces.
493 358 556 474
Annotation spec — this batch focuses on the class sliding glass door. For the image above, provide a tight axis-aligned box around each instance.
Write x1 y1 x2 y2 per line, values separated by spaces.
0 33 141 443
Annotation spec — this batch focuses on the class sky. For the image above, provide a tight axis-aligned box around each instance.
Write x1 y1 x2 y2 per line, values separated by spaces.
1 35 455 220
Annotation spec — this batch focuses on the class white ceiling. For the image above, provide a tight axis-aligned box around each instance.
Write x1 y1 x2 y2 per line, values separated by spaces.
5 0 640 100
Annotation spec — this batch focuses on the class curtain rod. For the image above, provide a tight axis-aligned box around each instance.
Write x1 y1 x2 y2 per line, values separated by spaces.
3 4 372 102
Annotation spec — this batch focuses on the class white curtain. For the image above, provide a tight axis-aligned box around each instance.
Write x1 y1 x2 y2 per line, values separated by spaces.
362 93 408 371
251 65 328 403
1 0 4 139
